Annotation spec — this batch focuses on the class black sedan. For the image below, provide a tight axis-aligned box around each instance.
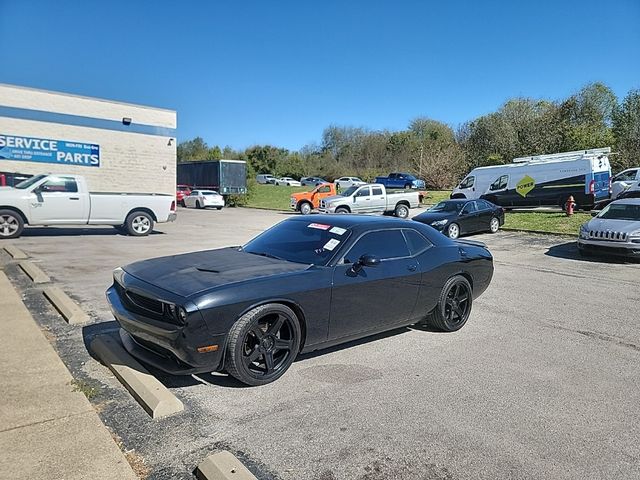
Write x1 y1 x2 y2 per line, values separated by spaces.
413 199 505 239
106 215 494 386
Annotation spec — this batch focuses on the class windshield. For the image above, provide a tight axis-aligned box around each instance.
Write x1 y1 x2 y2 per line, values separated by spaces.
340 186 359 197
14 174 46 190
201 191 218 195
243 220 351 265
597 203 640 221
428 201 462 213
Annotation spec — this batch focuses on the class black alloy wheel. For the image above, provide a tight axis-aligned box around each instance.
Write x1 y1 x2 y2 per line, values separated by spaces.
424 275 472 332
226 303 301 386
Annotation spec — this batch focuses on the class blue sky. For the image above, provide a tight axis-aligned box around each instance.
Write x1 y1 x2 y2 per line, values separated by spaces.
1 0 639 150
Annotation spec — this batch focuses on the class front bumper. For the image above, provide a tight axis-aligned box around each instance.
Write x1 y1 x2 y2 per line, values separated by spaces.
106 285 225 375
577 238 640 257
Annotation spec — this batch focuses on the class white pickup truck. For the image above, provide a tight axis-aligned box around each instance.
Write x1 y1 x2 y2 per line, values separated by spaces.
0 174 176 239
318 183 419 218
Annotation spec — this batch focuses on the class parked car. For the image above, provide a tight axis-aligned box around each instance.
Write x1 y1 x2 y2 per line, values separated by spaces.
183 190 225 210
0 174 176 239
106 214 494 385
578 198 640 258
301 176 328 186
275 177 301 187
256 174 276 184
412 199 504 239
319 183 419 218
611 167 640 200
176 184 191 206
374 172 426 189
334 177 366 189
290 183 337 215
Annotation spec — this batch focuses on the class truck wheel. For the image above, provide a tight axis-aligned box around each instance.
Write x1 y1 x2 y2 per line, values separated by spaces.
126 211 154 236
299 202 312 215
335 207 349 214
394 203 410 218
0 210 24 239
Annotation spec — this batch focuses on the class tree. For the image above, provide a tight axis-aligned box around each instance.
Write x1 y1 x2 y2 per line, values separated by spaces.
612 89 640 171
177 137 210 162
245 145 288 174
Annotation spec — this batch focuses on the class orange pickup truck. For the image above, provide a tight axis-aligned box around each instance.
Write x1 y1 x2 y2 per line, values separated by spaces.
290 183 337 214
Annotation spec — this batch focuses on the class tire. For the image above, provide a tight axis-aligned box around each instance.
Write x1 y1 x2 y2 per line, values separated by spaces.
197 200 203 210
299 202 312 215
287 183 291 186
125 211 154 236
335 207 350 214
424 275 473 332
216 206 223 210
394 203 409 219
225 303 301 386
446 222 460 239
489 216 500 233
0 209 24 239
404 184 411 190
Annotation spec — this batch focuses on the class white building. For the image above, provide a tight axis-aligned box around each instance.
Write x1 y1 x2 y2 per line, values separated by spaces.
0 84 177 195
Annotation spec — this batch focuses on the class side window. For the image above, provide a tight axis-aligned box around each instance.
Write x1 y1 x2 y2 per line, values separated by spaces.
191 191 199 196
318 186 330 193
344 230 410 263
461 202 477 215
402 229 432 256
616 170 638 182
459 176 475 189
355 187 370 197
477 199 493 210
40 177 78 193
490 175 508 191
372 187 383 196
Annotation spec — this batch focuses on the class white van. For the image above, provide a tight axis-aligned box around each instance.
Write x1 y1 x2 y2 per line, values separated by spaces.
611 167 640 199
451 148 612 209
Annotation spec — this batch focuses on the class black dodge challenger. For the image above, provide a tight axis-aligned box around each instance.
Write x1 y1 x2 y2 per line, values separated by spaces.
107 215 494 386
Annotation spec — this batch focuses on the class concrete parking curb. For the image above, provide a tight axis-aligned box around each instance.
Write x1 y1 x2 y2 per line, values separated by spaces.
4 244 28 259
43 286 90 324
195 451 257 480
90 335 184 419
18 260 50 283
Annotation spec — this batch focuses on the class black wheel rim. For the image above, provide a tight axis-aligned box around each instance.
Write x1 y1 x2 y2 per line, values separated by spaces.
242 312 295 378
444 281 471 326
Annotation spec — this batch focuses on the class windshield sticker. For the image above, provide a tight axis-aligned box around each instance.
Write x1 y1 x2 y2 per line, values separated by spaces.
308 223 331 230
329 226 347 235
323 239 341 251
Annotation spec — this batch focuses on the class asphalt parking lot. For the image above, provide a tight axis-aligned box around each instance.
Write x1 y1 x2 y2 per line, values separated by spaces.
3 206 640 480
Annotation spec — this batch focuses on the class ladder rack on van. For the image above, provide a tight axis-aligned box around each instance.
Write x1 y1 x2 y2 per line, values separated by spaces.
512 147 611 163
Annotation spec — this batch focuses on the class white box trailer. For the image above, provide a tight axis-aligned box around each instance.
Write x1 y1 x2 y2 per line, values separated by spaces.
451 148 612 209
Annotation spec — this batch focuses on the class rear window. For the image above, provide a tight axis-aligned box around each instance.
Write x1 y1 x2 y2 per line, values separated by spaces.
402 229 432 255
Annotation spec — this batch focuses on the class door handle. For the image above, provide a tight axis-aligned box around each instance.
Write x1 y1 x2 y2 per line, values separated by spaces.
69 197 80 200
408 264 417 271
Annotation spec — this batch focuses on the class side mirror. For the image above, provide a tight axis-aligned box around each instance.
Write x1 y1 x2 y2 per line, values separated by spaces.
359 254 381 267
348 254 381 275
591 211 598 217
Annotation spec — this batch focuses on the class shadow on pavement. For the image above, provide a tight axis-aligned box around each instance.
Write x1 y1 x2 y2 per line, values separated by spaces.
545 241 637 264
22 227 164 237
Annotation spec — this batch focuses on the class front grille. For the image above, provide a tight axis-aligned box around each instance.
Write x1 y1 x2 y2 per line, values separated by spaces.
126 290 164 315
588 230 628 242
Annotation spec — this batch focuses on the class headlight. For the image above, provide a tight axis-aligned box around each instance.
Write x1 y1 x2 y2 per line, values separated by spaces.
630 230 640 239
166 303 188 323
431 219 448 227
579 225 589 239
113 267 125 285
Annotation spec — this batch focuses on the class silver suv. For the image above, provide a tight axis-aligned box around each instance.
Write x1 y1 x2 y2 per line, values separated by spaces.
578 199 640 258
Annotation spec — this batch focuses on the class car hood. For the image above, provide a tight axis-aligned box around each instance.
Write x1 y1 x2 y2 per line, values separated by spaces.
585 218 640 234
123 247 311 298
321 194 347 203
291 191 311 200
412 211 457 224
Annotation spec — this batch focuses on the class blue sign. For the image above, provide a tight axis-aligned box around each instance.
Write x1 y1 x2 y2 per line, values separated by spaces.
0 134 100 167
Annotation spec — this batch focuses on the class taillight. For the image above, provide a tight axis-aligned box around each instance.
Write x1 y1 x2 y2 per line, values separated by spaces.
589 180 595 194
170 200 176 211
608 177 612 194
